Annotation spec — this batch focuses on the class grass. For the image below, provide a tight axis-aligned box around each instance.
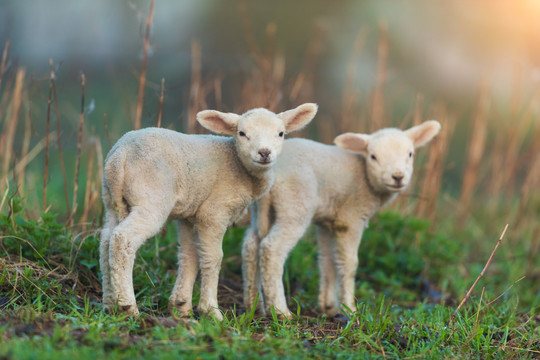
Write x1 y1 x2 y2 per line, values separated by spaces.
0 198 538 359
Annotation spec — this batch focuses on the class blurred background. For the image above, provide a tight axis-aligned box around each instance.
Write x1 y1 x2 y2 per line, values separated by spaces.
0 0 539 233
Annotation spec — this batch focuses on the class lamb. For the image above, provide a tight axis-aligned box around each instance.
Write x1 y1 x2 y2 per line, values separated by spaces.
242 120 441 318
99 103 318 320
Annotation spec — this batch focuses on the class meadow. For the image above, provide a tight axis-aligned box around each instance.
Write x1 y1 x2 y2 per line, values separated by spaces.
0 2 539 358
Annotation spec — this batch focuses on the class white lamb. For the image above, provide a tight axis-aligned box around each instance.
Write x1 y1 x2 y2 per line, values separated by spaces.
100 103 318 320
242 120 441 318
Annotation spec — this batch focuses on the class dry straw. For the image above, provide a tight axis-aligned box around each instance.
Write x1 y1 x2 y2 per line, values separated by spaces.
134 0 155 130
69 73 86 226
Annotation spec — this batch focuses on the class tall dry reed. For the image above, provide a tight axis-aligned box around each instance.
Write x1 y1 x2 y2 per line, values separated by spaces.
134 0 155 130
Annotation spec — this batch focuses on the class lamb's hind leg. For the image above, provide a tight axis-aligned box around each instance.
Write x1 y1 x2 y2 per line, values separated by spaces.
100 210 119 312
242 226 263 313
259 219 310 319
109 205 171 316
316 225 338 317
169 220 199 317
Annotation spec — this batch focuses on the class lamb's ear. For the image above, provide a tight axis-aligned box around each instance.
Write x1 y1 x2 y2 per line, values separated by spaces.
405 120 441 148
334 133 370 155
277 103 318 133
197 110 241 135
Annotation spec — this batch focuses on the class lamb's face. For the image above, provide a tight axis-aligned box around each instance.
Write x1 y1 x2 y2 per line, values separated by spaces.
334 120 441 194
235 109 286 169
197 103 318 173
365 131 415 193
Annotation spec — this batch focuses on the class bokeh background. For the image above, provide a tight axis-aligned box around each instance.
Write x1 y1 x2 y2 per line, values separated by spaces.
0 0 539 235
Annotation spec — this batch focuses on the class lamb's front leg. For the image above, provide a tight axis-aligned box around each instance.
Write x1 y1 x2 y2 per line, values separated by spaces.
169 220 199 317
109 206 169 316
334 224 364 315
316 225 337 317
196 223 227 321
242 226 263 313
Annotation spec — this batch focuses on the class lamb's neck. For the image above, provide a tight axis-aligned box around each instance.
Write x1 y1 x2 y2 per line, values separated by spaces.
248 168 274 200
359 156 398 209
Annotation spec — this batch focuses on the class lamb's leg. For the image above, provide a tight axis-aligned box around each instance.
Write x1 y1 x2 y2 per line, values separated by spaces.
242 226 263 313
109 206 169 316
169 220 199 317
316 225 338 317
259 222 309 319
196 223 227 321
100 210 118 312
334 225 364 315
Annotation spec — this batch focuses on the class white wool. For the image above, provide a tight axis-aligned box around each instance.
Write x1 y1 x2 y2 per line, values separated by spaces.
100 103 317 320
242 120 441 318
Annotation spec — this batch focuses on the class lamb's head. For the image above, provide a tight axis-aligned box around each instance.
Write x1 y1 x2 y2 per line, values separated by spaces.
197 103 318 172
334 120 441 193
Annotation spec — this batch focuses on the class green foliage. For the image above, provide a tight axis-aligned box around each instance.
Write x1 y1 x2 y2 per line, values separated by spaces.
359 211 460 302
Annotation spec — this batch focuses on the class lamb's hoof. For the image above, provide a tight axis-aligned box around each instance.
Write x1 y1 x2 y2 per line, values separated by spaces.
267 307 293 320
105 303 139 316
198 304 224 321
118 304 140 316
168 299 192 319
333 313 349 325
321 304 337 317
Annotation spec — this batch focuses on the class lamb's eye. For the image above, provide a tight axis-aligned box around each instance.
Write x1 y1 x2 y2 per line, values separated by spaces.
279 131 284 137
239 131 246 137
409 152 413 158
370 154 377 161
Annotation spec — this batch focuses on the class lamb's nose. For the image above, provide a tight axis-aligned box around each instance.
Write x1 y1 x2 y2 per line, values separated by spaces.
392 172 404 183
258 148 271 161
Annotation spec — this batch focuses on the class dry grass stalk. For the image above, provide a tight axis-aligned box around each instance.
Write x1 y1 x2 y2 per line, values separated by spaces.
414 105 454 220
370 21 388 132
458 81 490 220
69 73 85 226
515 147 540 224
0 41 9 90
213 76 223 110
103 113 112 148
341 28 367 133
412 93 424 126
134 0 155 130
2 68 25 175
187 40 204 134
49 59 71 214
8 132 57 181
486 130 505 197
157 77 164 128
43 61 55 212
17 104 31 194
80 138 96 232
489 66 528 198
449 224 509 325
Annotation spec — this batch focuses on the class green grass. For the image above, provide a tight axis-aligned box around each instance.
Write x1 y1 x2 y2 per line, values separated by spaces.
0 196 539 359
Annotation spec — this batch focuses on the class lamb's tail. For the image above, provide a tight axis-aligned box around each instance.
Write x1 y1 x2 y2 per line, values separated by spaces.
102 150 129 221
